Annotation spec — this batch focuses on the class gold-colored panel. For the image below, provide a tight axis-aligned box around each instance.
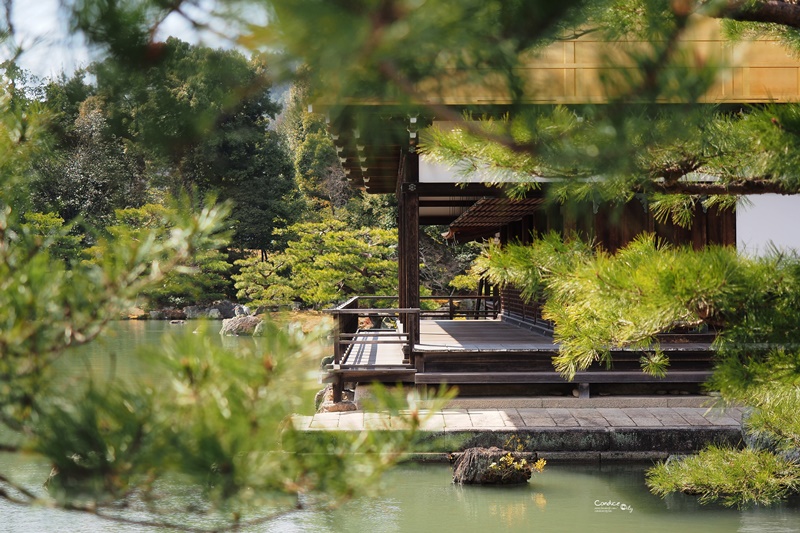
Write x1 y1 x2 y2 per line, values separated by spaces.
748 68 798 99
565 68 576 97
687 40 725 66
737 41 800 67
574 41 644 67
520 68 567 98
328 18 800 106
534 42 569 65
565 42 576 65
702 78 726 100
574 41 603 66
732 67 745 97
575 68 606 99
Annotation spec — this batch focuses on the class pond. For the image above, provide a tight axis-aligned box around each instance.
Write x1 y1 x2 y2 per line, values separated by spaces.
2 321 800 532
3 459 800 532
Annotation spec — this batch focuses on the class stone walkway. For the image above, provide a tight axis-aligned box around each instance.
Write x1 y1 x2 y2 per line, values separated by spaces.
294 406 743 432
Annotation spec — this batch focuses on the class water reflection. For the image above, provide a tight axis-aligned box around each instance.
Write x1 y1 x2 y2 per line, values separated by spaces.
4 322 800 532
3 445 800 532
270 463 799 533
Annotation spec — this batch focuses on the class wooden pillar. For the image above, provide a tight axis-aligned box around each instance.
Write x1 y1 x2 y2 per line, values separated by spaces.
400 151 420 345
398 192 407 309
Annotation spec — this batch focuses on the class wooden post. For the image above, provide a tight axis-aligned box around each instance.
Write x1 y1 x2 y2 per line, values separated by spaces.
398 196 407 310
400 151 420 346
333 312 342 365
332 311 343 403
578 382 590 399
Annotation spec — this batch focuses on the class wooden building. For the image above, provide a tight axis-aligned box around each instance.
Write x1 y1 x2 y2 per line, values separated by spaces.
320 18 800 399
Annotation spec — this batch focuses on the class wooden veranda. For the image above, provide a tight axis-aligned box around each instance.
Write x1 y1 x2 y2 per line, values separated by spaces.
311 18 800 400
323 297 715 400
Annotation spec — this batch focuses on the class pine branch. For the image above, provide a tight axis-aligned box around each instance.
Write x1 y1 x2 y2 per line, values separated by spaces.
714 0 800 30
650 179 793 195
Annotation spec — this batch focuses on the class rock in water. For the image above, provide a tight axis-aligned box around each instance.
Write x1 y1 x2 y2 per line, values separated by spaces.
219 316 263 336
452 447 532 485
314 385 357 412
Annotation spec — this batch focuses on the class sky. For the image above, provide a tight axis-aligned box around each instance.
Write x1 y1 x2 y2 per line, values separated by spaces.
10 0 88 79
8 0 246 80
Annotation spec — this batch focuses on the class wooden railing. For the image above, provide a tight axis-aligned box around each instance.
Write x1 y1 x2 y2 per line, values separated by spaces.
500 287 553 334
324 294 499 401
337 295 498 319
425 295 498 319
324 296 419 402
325 296 418 366
326 294 500 362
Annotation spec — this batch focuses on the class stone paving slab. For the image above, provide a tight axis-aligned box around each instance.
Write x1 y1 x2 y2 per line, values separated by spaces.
467 409 508 428
296 407 744 454
596 408 635 427
442 412 472 429
517 408 558 427
296 406 745 432
648 407 689 425
545 408 580 427
573 409 610 427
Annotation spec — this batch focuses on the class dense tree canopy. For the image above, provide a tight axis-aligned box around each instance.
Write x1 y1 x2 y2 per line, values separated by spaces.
0 3 444 528
235 0 800 508
5 0 800 517
28 37 300 256
234 219 398 309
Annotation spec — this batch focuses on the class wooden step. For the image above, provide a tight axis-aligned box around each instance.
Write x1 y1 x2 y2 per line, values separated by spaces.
414 370 712 384
322 367 417 384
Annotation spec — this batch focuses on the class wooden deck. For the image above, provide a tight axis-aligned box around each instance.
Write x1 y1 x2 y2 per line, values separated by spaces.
325 319 716 397
341 319 557 367
417 320 554 351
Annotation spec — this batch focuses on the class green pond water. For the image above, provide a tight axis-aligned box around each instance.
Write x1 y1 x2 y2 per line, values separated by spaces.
2 321 800 532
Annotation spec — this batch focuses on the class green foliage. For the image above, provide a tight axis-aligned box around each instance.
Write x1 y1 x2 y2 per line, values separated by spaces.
27 322 447 528
294 129 349 214
1 196 230 439
0 75 431 528
86 203 233 308
483 232 800 506
420 226 481 295
646 446 800 508
477 232 592 305
32 38 301 254
232 254 295 309
421 102 800 212
94 39 302 253
30 97 148 228
449 272 480 293
21 212 84 264
740 385 800 454
280 80 350 216
14 0 800 520
244 0 597 104
477 233 800 379
722 18 800 59
234 219 398 309
340 192 398 231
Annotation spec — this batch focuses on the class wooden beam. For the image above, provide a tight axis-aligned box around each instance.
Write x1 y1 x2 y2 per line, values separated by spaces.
415 183 509 197
419 199 478 207
419 216 464 225
414 370 712 384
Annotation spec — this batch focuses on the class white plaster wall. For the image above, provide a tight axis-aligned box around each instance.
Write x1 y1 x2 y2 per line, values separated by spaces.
737 194 800 255
419 157 463 183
